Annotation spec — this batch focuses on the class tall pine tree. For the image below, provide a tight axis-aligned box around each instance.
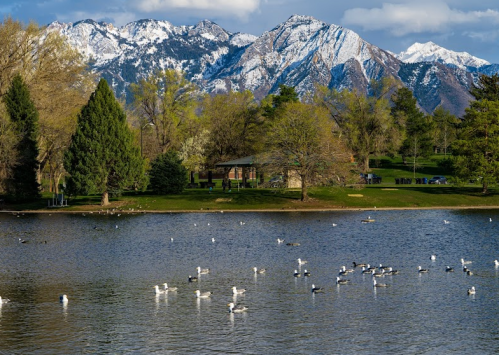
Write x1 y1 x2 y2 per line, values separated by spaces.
3 75 40 202
64 79 146 205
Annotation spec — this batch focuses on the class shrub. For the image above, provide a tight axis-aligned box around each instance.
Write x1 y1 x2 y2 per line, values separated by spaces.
149 151 188 194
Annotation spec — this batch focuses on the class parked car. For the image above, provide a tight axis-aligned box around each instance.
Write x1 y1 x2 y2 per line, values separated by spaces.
429 176 447 184
360 173 382 184
268 175 285 188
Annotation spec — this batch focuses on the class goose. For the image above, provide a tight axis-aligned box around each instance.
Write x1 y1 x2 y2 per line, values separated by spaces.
445 266 454 272
371 269 384 277
467 286 476 295
341 265 354 274
197 266 210 275
373 279 388 288
303 269 311 277
418 266 429 273
194 290 212 298
253 267 266 274
293 269 301 277
154 285 166 295
466 270 474 276
188 275 198 282
59 294 68 303
336 277 350 285
163 283 178 292
227 302 248 313
311 284 324 293
494 260 499 267
297 258 307 266
232 286 246 295
461 258 472 265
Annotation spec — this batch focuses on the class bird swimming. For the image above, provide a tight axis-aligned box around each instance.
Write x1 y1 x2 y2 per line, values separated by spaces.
461 258 472 265
228 302 248 313
197 266 210 274
194 290 212 298
445 266 454 272
59 294 68 303
495 260 499 267
303 269 311 277
297 258 307 266
253 267 266 274
430 255 436 261
294 269 301 277
188 275 198 282
418 266 429 273
277 238 284 244
154 285 166 295
373 279 388 288
336 277 350 285
232 286 246 295
311 284 324 293
163 283 178 292
467 286 476 295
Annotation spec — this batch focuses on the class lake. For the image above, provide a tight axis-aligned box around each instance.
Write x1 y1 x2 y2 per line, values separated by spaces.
0 209 498 354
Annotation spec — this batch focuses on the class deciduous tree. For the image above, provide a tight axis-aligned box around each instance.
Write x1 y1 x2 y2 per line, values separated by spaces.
262 101 352 202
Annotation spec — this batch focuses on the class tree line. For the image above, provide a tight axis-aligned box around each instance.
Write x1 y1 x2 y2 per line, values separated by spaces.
1 19 497 204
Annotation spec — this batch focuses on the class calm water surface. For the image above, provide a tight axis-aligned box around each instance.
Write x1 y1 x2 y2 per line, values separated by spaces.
0 210 498 354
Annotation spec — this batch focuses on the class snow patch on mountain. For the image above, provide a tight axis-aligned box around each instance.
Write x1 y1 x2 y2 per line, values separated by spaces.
397 42 489 70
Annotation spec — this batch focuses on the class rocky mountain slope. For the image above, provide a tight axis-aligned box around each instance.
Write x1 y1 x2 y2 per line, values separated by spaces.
49 15 493 116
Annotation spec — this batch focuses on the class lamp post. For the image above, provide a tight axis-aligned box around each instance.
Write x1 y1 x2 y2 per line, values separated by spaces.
140 122 154 158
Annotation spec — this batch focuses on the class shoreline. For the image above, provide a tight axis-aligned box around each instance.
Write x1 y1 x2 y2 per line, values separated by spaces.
3 205 499 214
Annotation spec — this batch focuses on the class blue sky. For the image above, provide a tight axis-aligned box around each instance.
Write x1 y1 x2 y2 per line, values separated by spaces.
3 0 499 63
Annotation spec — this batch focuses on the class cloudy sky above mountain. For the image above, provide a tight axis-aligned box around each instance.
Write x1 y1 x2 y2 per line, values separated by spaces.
3 0 499 63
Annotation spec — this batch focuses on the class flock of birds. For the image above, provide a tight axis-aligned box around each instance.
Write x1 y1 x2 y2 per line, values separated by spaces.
5 216 499 312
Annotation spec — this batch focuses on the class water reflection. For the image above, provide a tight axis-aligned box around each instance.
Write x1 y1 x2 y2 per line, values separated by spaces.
0 210 498 354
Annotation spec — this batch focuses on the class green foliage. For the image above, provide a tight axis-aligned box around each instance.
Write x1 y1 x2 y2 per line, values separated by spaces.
3 74 40 202
452 99 499 193
64 79 146 204
262 84 299 119
470 74 499 101
149 150 188 194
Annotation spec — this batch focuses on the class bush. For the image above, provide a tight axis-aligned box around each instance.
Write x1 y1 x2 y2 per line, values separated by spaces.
149 151 188 194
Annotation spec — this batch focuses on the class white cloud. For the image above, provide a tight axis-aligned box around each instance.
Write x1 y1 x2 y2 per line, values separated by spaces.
133 0 261 18
342 1 499 36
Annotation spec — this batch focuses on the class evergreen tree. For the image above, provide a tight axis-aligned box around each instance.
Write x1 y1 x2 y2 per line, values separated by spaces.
453 82 499 193
262 84 299 119
392 87 434 173
3 74 40 201
64 79 146 205
149 150 188 194
470 74 499 101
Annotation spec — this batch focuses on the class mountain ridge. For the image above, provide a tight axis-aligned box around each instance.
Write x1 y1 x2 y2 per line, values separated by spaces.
48 15 493 116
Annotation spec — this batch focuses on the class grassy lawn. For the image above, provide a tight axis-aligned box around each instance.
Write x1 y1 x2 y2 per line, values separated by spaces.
3 154 498 212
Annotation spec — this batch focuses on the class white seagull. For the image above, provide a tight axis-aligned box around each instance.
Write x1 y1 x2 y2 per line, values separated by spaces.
59 294 68 303
232 286 246 295
163 283 178 292
197 266 210 274
297 258 308 266
461 258 472 265
154 285 166 295
495 260 499 267
253 267 266 274
194 290 212 298
228 302 248 313
467 286 476 295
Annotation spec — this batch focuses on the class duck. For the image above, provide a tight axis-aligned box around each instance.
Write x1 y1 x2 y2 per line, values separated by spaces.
445 266 454 272
418 266 429 273
373 279 388 288
194 290 212 298
293 269 301 277
197 266 210 275
253 267 266 274
336 277 350 285
59 295 68 303
188 275 198 282
232 286 246 295
227 302 248 313
311 284 324 293
297 258 307 266
303 269 311 277
154 285 166 295
163 283 178 292
467 286 476 295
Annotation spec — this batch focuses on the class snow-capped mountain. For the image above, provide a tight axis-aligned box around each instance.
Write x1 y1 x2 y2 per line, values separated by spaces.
397 41 490 71
49 15 487 116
